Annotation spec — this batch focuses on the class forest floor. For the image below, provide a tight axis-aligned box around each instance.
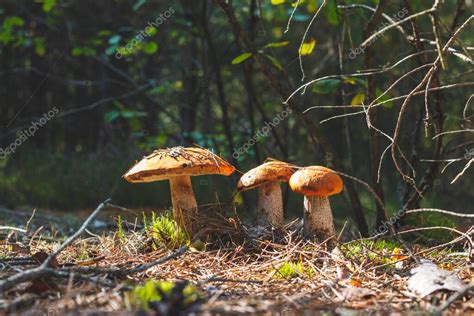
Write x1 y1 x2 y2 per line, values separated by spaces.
0 201 473 315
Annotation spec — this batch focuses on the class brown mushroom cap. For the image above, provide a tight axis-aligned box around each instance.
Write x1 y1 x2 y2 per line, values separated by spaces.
289 166 343 197
237 160 298 191
123 147 235 183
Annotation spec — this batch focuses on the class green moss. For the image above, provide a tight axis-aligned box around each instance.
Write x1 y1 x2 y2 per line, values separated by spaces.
341 239 403 266
272 261 314 279
147 211 189 249
117 215 125 242
128 280 200 311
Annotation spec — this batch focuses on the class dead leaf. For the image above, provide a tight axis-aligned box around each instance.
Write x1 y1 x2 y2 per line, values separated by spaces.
336 265 352 280
342 286 376 301
24 278 54 294
348 278 363 287
32 251 59 268
407 260 465 298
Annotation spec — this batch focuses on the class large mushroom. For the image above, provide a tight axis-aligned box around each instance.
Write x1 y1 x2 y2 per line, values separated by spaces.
237 160 298 227
123 146 235 234
289 166 343 242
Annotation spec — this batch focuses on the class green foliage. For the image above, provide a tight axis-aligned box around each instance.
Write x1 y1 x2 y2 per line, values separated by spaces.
147 211 189 249
129 280 200 311
376 88 394 108
272 261 314 279
143 41 158 54
42 0 57 12
0 150 169 210
231 53 252 65
117 215 125 241
312 78 341 94
264 41 289 48
0 16 24 44
342 239 403 266
264 54 283 71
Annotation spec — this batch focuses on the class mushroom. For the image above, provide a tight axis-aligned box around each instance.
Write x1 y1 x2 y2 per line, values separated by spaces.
123 146 235 234
289 166 343 242
237 160 298 227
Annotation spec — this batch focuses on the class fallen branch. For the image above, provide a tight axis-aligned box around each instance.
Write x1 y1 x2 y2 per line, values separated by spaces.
435 282 474 314
0 198 111 293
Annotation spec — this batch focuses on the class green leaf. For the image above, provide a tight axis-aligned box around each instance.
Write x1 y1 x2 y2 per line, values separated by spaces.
34 37 45 56
264 54 283 71
351 93 365 106
133 0 147 11
105 111 120 123
325 1 338 25
142 41 158 54
108 35 121 45
71 47 82 56
271 0 286 5
264 41 289 49
343 76 367 87
312 79 341 94
105 46 117 56
3 16 24 28
42 0 56 12
98 30 112 37
148 86 166 95
120 111 147 119
231 53 252 65
376 88 394 108
299 39 316 56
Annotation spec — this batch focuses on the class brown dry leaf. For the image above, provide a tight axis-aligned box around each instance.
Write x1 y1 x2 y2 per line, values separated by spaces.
32 251 59 268
348 278 363 287
390 247 408 261
24 278 54 294
336 265 352 280
342 286 376 301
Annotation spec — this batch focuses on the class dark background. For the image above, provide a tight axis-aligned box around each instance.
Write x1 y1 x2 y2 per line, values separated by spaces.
0 0 472 234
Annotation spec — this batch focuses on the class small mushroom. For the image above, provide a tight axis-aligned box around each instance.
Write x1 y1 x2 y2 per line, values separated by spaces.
123 147 235 234
237 160 298 227
289 166 343 242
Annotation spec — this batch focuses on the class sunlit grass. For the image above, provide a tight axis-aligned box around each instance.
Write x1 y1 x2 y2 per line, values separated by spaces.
146 211 189 249
272 261 314 279
128 280 201 311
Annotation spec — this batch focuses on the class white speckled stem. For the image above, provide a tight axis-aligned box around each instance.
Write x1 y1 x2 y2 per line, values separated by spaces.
257 182 284 227
169 176 198 234
303 196 336 242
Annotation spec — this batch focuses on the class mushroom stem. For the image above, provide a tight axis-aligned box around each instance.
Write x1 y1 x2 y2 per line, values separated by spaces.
303 196 336 242
257 182 284 227
169 175 198 234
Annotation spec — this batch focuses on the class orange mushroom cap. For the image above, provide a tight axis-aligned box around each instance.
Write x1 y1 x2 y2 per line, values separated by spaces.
237 160 298 191
289 166 343 197
123 147 235 183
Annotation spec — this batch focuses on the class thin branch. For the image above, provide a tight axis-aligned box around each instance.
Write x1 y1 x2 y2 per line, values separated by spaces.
360 0 441 47
0 198 111 292
297 0 327 81
435 282 474 314
451 158 474 184
405 208 474 218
